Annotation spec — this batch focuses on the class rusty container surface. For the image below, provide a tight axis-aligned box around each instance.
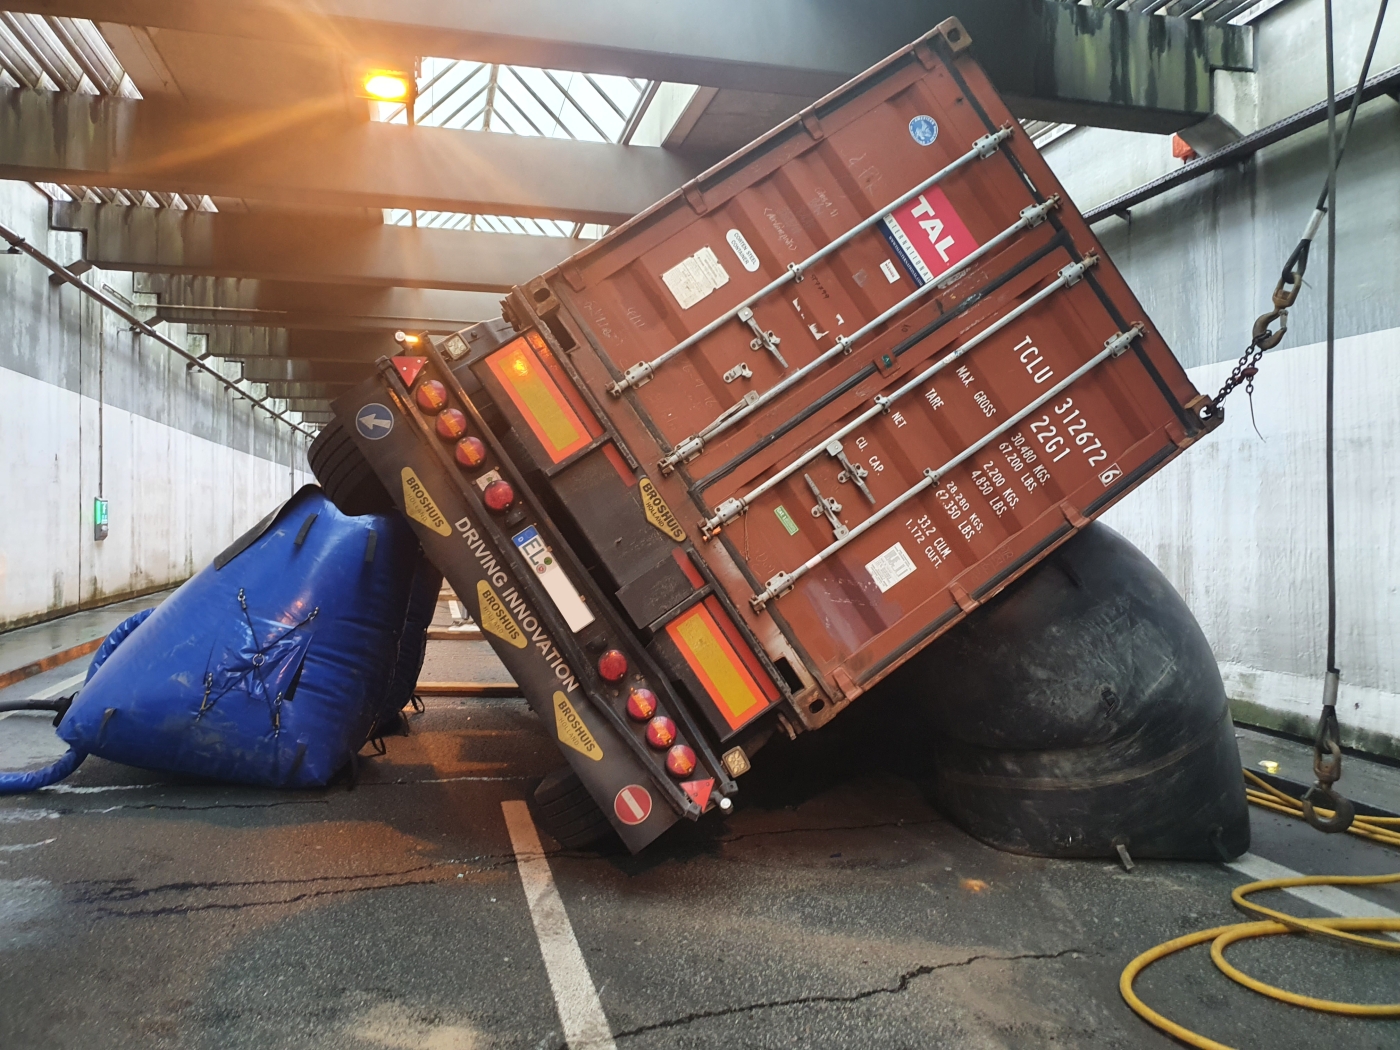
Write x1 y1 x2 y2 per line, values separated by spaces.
500 19 1217 740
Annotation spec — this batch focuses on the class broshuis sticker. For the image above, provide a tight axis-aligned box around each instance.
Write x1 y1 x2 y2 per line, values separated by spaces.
554 691 602 761
400 467 451 535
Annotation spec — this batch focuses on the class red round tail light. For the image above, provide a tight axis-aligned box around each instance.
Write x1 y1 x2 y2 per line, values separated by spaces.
645 715 676 749
435 408 468 441
415 380 448 413
625 687 657 722
665 744 697 778
482 479 515 512
454 436 487 469
597 649 628 683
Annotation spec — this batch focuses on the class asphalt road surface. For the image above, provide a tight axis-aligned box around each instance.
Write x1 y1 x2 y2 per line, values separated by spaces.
1 639 1397 1050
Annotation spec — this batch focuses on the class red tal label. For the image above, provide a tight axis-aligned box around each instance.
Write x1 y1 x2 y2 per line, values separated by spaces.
614 785 653 825
882 186 978 285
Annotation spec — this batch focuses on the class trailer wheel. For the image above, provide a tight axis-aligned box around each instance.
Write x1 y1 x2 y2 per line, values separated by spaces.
533 767 616 849
308 418 394 516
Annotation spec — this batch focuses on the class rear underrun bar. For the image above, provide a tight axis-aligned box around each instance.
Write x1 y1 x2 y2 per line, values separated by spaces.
607 127 1014 396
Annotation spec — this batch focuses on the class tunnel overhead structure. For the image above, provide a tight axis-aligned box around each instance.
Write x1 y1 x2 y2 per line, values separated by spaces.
317 18 1220 853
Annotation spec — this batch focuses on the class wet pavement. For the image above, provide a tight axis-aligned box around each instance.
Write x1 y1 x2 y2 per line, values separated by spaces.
1 628 1397 1050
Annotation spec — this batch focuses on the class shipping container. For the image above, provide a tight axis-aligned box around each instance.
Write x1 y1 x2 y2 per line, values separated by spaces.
315 18 1220 852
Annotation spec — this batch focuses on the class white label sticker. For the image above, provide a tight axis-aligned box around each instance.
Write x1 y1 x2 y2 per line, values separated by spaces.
661 246 730 309
879 259 901 283
725 229 760 272
865 542 917 593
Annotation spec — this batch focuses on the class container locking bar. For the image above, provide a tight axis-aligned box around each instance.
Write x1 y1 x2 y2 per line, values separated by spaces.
657 196 1058 474
608 127 1014 397
750 322 1144 610
702 255 1098 538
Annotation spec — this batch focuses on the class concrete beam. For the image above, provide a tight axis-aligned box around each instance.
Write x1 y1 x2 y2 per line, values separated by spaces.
147 280 498 333
1 89 698 222
10 1 1253 131
55 203 576 293
262 382 344 400
238 357 375 383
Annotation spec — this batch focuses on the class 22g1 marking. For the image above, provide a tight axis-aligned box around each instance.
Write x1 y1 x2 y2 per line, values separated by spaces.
1029 397 1109 466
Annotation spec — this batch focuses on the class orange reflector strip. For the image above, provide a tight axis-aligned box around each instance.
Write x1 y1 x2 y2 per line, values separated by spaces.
486 338 591 462
666 605 768 730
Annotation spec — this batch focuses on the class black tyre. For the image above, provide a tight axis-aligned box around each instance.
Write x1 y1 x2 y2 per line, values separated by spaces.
533 767 616 849
308 418 394 516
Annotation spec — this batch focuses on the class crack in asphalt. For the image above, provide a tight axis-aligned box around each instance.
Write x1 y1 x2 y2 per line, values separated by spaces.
90 876 450 918
607 948 1088 1041
68 862 484 917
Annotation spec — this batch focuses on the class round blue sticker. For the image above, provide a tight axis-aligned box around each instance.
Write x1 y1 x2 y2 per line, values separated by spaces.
908 114 939 146
355 403 394 440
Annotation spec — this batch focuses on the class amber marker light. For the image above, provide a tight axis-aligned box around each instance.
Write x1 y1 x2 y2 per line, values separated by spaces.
415 380 448 414
626 687 658 721
455 436 487 469
665 745 697 778
362 70 412 102
435 409 468 441
645 716 677 749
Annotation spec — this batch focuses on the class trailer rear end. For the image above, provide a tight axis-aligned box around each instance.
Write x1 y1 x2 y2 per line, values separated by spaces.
319 19 1219 852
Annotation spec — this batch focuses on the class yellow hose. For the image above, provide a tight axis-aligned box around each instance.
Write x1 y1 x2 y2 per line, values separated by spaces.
1119 770 1400 1048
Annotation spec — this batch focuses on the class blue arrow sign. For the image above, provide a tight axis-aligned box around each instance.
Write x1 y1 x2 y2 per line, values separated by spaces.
355 403 394 440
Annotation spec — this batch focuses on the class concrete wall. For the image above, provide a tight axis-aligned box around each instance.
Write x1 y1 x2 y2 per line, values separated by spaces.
1045 0 1400 754
0 179 312 630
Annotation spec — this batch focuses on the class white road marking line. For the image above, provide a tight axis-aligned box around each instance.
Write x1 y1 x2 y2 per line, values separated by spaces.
1228 852 1400 938
501 800 616 1050
0 838 55 851
31 671 87 700
448 599 464 622
0 810 60 823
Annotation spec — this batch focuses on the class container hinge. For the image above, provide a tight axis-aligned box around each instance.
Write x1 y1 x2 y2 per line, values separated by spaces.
610 360 654 396
912 39 938 70
827 439 874 503
737 305 787 368
804 472 848 540
1059 500 1090 529
974 126 1012 159
701 497 744 540
752 570 795 611
659 435 705 475
682 181 709 215
1105 323 1144 358
1058 255 1097 287
799 108 825 141
949 582 979 613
